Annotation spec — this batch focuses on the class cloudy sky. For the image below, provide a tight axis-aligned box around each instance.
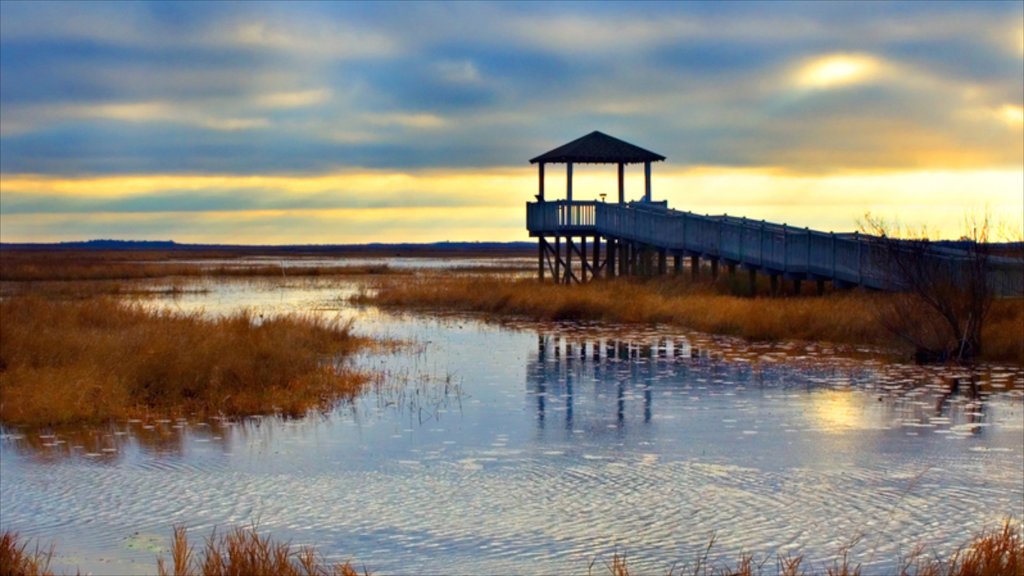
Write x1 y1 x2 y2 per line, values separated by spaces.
1 1 1021 244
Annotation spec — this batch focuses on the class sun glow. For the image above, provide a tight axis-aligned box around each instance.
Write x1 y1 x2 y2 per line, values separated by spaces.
997 104 1024 127
796 54 881 89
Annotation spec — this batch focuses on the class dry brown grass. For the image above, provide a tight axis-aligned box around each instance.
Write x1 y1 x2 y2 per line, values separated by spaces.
0 250 393 282
0 296 370 427
4 520 1020 576
592 519 1022 576
156 525 361 576
908 519 1024 576
0 531 55 576
355 274 1024 364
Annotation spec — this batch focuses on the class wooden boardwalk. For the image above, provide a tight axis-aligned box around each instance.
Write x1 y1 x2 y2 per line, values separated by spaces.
527 200 1024 296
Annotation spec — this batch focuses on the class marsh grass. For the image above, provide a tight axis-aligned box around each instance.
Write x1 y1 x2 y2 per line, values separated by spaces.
355 274 1024 364
0 296 370 427
156 525 361 576
0 258 394 282
4 520 1020 576
589 519 1022 576
0 531 56 576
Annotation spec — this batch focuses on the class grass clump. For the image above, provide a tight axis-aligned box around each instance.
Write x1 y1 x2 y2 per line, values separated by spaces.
590 519 1022 575
0 531 55 576
0 296 369 427
4 520 1020 576
356 274 1024 364
157 525 361 576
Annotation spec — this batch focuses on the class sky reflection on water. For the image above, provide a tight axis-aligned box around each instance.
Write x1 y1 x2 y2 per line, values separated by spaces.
1 276 1021 575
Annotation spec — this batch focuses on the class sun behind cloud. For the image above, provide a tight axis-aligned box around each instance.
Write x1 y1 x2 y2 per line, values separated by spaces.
795 53 882 90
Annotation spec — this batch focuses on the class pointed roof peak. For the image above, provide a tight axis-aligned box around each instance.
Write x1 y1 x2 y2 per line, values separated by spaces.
530 131 665 165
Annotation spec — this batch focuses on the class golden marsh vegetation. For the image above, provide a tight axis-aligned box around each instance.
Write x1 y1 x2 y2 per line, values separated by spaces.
0 296 369 427
3 520 1021 576
355 274 1024 365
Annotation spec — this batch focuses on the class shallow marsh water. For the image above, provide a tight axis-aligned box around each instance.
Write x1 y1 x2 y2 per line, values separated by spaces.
1 269 1022 575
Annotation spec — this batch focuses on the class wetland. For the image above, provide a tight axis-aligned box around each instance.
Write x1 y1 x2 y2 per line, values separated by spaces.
0 250 1021 574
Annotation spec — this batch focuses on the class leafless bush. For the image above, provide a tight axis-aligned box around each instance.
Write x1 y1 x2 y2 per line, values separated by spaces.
860 213 994 363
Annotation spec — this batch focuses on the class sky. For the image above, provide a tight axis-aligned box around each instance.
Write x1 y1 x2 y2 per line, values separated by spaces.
1 1 1022 244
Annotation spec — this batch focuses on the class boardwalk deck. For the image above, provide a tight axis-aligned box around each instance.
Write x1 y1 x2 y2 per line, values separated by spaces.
527 200 1024 296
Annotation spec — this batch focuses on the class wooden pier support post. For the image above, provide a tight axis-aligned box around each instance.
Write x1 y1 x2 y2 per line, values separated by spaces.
690 255 700 280
592 235 600 280
658 248 667 276
579 236 587 282
565 237 573 283
607 238 616 277
554 236 561 283
710 258 719 280
748 268 757 296
538 237 546 282
673 254 682 275
770 273 779 296
793 278 802 295
816 278 826 296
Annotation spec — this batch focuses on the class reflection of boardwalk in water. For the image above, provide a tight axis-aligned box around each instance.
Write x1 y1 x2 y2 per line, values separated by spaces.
527 332 754 435
525 330 1005 438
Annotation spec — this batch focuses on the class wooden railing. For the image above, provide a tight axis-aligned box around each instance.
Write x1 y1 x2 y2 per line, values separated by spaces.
526 200 1024 295
526 200 598 233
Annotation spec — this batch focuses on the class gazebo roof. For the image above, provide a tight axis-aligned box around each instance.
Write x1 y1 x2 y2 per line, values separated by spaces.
530 131 666 165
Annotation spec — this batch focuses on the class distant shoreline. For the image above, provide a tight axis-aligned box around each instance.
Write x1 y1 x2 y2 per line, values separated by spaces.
0 239 536 257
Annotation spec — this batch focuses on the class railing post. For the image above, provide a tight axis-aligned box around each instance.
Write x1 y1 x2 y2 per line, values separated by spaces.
805 227 811 275
739 217 746 263
782 223 788 273
717 214 724 259
831 231 836 279
760 220 765 266
855 231 862 285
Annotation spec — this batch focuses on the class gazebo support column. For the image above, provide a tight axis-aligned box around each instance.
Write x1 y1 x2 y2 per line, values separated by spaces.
644 161 651 202
566 163 573 203
618 163 625 204
538 163 545 201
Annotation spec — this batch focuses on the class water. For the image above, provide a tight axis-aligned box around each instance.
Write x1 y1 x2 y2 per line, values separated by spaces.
2 274 1022 575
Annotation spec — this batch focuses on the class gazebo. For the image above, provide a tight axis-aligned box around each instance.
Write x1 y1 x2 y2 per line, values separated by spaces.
529 130 666 204
526 131 666 283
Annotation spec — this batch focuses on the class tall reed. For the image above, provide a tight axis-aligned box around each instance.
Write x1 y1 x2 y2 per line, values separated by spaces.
156 525 361 576
0 531 55 576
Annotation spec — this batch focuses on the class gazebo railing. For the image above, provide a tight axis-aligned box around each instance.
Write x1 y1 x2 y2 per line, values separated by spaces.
527 201 598 234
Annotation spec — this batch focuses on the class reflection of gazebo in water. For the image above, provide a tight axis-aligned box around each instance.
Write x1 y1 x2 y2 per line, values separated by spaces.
527 332 721 434
528 131 665 284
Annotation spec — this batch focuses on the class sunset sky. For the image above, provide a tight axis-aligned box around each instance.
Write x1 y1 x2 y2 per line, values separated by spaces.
1 1 1021 244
